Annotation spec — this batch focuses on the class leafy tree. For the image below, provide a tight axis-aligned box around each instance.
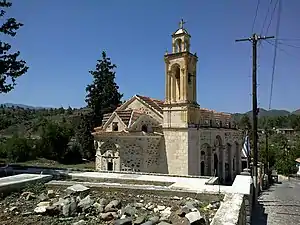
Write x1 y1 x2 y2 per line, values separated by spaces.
62 142 82 164
75 113 95 160
238 115 252 131
269 133 298 176
38 121 73 162
0 0 28 93
4 135 34 162
85 51 123 127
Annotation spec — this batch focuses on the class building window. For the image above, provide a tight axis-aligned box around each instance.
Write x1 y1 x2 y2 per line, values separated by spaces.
112 122 118 131
209 120 213 127
228 122 231 128
141 124 148 132
220 121 223 128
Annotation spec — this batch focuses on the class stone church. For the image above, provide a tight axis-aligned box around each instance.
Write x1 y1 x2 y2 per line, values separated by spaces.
93 21 243 183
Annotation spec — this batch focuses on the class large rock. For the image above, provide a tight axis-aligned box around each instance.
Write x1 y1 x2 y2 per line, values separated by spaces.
134 215 146 225
123 205 137 216
66 184 90 196
105 200 121 212
160 207 172 221
62 197 77 217
185 210 206 225
34 206 47 214
100 212 115 221
78 195 93 212
114 217 132 225
21 191 35 201
148 216 159 224
73 220 86 225
47 190 56 198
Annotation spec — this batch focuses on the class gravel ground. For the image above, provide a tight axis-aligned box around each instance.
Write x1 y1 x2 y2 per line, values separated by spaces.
252 178 300 225
0 183 221 225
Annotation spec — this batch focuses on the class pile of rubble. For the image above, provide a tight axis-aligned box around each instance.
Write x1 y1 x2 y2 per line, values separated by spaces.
0 184 221 225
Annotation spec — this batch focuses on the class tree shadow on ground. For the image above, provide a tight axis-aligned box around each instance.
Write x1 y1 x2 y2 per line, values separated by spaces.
251 201 268 225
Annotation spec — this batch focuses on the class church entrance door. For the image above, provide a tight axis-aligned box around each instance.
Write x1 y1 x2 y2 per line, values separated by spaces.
214 153 218 177
200 161 205 176
107 162 113 171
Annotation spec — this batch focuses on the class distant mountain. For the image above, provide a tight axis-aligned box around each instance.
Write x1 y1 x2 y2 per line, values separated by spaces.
246 108 291 118
292 109 300 115
2 103 49 109
231 108 299 122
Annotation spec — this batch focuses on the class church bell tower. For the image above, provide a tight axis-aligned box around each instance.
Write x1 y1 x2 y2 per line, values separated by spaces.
163 19 199 128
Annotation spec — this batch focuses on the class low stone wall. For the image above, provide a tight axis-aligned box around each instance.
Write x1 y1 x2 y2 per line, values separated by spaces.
210 175 253 225
211 193 246 225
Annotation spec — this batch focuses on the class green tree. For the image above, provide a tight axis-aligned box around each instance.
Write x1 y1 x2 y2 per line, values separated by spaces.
85 51 123 127
38 121 73 162
271 133 298 176
239 115 252 131
0 0 28 93
4 135 34 162
75 113 95 160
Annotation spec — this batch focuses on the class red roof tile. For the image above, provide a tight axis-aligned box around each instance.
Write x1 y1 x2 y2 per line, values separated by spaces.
136 95 163 114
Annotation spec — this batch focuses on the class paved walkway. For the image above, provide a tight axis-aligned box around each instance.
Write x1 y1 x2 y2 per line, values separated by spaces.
252 178 300 225
70 172 251 194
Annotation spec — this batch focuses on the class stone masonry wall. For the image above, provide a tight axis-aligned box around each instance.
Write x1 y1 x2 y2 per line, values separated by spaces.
163 129 189 175
95 136 161 173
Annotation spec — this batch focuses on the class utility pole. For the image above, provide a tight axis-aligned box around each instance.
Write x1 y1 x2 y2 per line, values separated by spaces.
235 34 274 206
264 128 270 185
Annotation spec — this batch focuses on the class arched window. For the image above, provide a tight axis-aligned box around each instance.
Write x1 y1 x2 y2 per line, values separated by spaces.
112 122 118 131
175 39 182 53
141 124 148 132
171 64 181 101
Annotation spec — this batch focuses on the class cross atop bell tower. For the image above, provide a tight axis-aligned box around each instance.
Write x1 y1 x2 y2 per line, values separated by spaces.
171 19 191 53
179 19 186 29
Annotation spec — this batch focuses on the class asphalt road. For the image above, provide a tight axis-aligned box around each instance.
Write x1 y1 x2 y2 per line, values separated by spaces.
252 178 300 225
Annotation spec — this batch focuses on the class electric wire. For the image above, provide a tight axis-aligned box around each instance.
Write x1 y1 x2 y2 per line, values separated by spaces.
268 0 282 110
265 0 279 35
252 0 261 33
266 40 298 59
261 0 274 35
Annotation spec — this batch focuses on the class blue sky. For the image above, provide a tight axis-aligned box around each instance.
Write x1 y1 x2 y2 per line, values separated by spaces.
1 0 300 113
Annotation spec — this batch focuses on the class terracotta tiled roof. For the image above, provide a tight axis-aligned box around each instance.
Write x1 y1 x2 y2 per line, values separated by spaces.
130 110 143 125
115 110 133 126
99 109 145 130
102 113 113 125
136 95 163 114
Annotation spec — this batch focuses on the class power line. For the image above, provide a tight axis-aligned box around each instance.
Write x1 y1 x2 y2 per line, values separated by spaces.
261 0 274 35
268 0 282 110
265 0 279 35
252 0 261 33
278 41 300 49
265 40 299 59
275 38 300 41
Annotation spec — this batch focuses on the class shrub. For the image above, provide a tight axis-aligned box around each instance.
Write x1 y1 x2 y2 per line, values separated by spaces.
5 135 35 162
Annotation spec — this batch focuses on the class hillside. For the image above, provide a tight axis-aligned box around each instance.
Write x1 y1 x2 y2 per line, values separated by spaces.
0 104 299 137
0 104 91 137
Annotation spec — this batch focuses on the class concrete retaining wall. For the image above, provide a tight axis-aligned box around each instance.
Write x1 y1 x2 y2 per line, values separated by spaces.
0 174 52 196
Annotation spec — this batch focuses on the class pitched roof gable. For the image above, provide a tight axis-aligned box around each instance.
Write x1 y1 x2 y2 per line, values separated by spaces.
135 95 164 114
